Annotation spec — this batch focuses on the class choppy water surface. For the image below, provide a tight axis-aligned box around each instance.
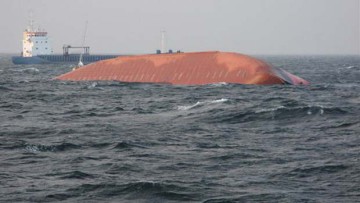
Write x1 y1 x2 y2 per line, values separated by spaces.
0 55 359 202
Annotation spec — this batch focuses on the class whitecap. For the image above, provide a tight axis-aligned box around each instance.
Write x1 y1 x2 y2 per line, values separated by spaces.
255 105 286 114
345 66 359 70
209 82 228 87
86 82 98 89
312 105 325 115
209 98 229 104
178 101 202 110
297 104 327 116
177 98 228 111
25 145 40 153
22 67 40 74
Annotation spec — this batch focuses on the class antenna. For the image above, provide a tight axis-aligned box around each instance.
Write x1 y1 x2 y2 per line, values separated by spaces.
77 21 88 68
28 10 35 31
161 31 166 54
81 21 88 48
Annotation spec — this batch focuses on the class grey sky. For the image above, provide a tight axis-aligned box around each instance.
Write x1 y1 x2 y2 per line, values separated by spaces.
0 0 359 55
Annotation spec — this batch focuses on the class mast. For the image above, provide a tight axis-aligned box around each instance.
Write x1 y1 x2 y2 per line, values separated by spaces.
28 10 34 31
161 31 166 54
77 21 88 68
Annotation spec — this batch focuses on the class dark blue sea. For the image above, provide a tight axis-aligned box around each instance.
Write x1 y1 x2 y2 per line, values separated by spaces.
0 54 359 202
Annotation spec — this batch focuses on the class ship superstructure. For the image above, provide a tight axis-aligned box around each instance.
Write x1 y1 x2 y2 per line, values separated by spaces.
22 25 53 57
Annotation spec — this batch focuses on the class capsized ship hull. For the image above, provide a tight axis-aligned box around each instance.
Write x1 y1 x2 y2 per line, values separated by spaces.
55 51 309 85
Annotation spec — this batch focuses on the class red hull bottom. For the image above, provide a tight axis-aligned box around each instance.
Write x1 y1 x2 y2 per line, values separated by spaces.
56 51 309 85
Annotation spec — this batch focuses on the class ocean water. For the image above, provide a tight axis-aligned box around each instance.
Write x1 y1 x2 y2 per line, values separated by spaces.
0 54 359 202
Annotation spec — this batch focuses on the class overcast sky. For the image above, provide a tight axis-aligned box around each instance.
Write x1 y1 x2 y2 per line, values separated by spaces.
0 0 359 55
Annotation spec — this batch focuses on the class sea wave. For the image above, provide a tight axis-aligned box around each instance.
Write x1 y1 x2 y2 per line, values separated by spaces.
0 85 13 91
10 67 40 74
208 82 229 87
84 82 98 89
62 181 197 201
264 105 347 116
345 66 359 70
60 170 95 179
208 104 348 124
272 164 350 178
177 98 229 111
24 143 81 153
113 141 148 150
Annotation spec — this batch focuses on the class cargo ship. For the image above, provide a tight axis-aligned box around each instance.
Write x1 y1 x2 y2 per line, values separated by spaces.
56 51 309 85
12 24 122 65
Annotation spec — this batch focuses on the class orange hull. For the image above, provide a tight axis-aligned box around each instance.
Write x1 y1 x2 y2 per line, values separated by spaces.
56 51 309 85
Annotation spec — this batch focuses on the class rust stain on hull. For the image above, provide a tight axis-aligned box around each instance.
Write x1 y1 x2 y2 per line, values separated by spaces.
56 51 309 85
